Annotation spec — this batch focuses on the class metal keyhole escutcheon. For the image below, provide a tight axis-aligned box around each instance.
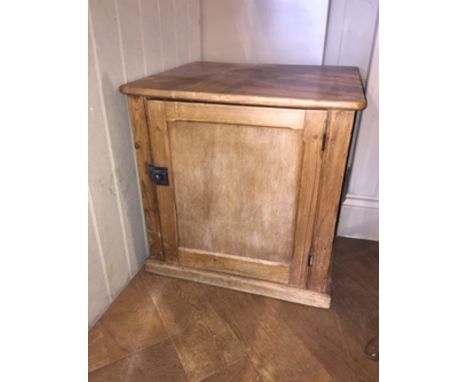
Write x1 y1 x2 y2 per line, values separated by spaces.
147 164 169 186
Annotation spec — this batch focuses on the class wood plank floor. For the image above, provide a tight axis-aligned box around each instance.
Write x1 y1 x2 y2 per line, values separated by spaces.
89 237 378 381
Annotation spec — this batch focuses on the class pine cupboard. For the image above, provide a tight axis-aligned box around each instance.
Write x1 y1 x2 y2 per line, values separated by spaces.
120 62 366 308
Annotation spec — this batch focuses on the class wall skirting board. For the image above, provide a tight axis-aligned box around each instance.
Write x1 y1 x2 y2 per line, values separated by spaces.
337 193 379 241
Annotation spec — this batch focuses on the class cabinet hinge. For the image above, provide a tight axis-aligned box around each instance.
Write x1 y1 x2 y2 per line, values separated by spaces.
321 132 327 152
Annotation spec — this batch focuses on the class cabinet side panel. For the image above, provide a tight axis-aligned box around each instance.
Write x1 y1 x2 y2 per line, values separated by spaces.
308 110 355 292
169 120 303 263
127 96 163 259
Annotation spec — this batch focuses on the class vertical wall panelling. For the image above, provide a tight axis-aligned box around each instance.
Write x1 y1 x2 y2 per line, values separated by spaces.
115 0 146 80
89 0 201 327
323 0 379 82
200 0 329 65
89 18 131 295
90 0 145 278
174 0 190 64
347 31 379 196
323 0 379 240
187 0 201 61
88 194 112 326
138 0 165 76
114 0 152 269
158 0 179 69
337 26 379 240
323 0 378 170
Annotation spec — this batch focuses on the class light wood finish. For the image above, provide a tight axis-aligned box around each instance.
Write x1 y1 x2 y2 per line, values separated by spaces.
201 357 262 382
89 237 379 382
88 274 168 373
120 61 366 110
165 101 305 130
178 247 290 284
308 111 355 292
127 96 163 259
145 259 331 308
167 115 302 264
206 281 332 381
142 273 245 382
289 110 327 287
89 340 188 382
146 101 178 262
121 62 365 307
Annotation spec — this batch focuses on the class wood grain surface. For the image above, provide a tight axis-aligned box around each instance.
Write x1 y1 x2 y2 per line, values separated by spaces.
178 247 290 284
89 237 379 382
144 259 331 308
289 110 327 287
120 61 366 110
168 118 302 263
141 274 245 382
123 63 364 305
165 101 305 130
126 96 163 259
205 284 332 381
146 100 179 262
308 111 356 292
88 274 168 373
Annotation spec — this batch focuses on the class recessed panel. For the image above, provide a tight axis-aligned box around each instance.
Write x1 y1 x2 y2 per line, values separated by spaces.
169 121 302 263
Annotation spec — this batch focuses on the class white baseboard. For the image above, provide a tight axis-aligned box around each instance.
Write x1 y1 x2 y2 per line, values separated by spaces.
337 193 379 241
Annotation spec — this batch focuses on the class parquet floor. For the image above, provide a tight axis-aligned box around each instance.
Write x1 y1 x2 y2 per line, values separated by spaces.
88 237 378 381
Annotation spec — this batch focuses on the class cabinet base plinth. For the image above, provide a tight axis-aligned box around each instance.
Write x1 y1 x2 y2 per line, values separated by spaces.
144 258 331 309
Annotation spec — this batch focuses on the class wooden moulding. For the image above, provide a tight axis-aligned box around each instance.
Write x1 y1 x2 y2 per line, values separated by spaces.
165 102 305 130
178 247 290 284
289 110 327 288
144 258 331 309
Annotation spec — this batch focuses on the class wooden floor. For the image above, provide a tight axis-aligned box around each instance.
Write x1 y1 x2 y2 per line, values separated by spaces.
88 237 378 381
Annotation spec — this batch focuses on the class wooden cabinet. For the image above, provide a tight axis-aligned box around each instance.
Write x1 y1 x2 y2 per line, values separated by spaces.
120 62 366 308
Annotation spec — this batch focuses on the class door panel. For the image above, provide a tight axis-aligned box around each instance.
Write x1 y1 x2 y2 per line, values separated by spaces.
146 100 326 285
169 120 302 263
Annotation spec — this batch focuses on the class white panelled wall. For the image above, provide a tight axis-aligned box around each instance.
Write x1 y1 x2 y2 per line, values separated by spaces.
88 0 379 327
88 0 200 327
337 26 379 240
201 0 329 64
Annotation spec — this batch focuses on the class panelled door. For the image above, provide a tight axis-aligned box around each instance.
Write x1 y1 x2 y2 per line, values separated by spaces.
146 100 327 287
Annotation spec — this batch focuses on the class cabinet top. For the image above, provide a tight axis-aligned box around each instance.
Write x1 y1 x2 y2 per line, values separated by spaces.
120 61 366 110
